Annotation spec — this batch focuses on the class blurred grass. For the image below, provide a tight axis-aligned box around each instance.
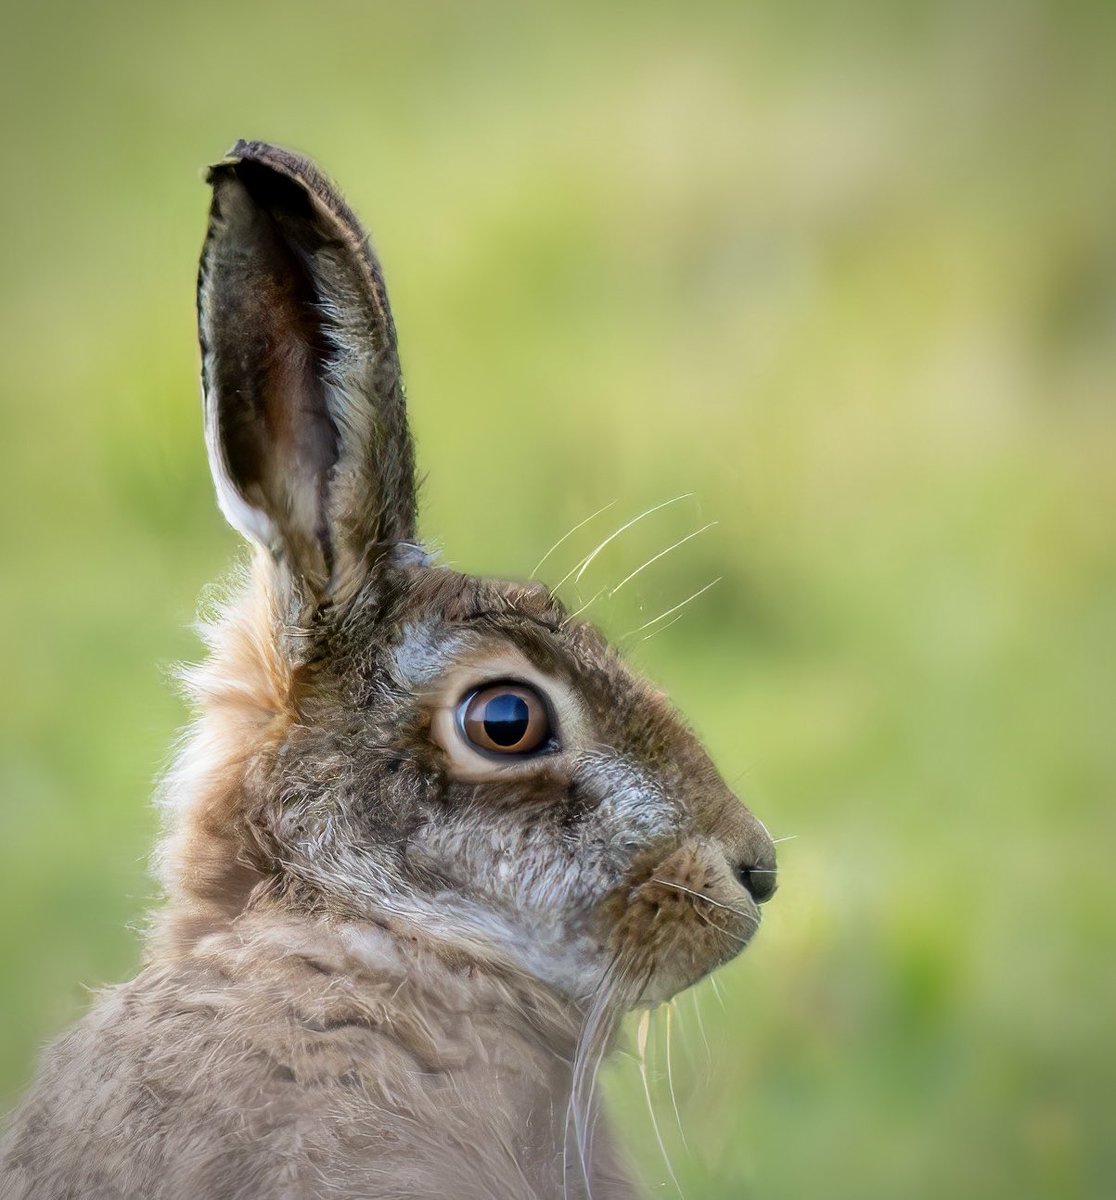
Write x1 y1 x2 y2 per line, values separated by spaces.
1 1 1114 1197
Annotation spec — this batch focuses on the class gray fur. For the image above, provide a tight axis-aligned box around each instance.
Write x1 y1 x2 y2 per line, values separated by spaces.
0 142 777 1199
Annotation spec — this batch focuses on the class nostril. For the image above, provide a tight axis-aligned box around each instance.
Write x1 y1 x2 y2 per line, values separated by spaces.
736 862 778 904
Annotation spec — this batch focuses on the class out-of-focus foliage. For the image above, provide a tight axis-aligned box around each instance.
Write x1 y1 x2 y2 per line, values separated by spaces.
0 2 1113 1196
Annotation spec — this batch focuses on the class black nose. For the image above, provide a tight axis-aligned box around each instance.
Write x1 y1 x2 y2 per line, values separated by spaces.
736 861 778 904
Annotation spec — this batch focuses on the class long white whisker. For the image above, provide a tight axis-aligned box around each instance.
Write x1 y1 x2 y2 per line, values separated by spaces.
630 577 722 635
552 493 694 593
575 494 695 585
608 522 717 597
568 990 607 1198
531 500 617 578
640 611 687 642
650 878 758 922
566 951 634 1200
581 1013 614 1182
562 586 608 627
664 1001 689 1153
638 1008 684 1199
689 990 711 1079
772 835 798 844
694 908 753 945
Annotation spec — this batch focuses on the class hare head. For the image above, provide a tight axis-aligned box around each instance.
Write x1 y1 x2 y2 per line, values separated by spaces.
181 140 776 1015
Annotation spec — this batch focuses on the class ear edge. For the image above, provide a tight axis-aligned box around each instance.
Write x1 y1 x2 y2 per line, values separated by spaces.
196 140 420 601
209 141 398 352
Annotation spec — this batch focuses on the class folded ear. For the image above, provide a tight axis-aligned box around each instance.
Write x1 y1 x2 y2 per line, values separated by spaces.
197 140 417 602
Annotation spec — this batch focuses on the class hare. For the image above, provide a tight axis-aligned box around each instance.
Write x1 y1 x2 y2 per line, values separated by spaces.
0 141 777 1200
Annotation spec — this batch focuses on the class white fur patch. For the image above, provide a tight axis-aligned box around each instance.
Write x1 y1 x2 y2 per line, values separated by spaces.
390 621 468 687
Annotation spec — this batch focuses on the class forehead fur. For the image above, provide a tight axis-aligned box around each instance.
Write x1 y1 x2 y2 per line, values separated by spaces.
313 563 722 794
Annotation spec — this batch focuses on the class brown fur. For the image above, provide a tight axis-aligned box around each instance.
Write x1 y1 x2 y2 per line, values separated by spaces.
0 142 777 1199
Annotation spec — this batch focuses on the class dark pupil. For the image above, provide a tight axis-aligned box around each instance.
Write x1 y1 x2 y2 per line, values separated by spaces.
483 693 531 747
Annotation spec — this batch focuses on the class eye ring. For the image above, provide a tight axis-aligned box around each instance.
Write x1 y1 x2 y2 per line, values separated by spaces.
457 681 556 758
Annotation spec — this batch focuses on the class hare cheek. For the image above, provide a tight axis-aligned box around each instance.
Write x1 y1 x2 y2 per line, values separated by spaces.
574 756 680 875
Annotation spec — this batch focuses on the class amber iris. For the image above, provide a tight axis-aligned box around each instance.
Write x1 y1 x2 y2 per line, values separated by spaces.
461 684 552 755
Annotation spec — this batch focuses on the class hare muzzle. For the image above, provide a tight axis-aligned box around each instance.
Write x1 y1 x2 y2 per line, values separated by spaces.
610 794 776 1003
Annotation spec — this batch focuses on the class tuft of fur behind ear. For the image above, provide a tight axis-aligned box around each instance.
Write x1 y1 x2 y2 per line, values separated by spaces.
152 558 296 954
198 140 418 602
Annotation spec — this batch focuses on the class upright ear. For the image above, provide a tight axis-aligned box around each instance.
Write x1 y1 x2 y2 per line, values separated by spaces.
197 140 417 602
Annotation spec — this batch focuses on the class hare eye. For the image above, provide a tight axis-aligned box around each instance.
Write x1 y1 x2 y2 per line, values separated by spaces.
460 684 553 756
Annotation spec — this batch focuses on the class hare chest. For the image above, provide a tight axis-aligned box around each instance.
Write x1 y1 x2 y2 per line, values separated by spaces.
0 916 636 1200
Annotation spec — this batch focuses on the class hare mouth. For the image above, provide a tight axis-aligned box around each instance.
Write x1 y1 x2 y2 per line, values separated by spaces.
635 858 761 950
609 843 762 1003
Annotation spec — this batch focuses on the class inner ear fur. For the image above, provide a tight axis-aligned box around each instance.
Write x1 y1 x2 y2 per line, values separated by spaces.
198 140 418 602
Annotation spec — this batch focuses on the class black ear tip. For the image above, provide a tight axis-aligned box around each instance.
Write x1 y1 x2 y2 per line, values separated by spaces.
226 139 289 165
209 141 330 206
204 142 305 205
206 140 295 177
204 143 370 257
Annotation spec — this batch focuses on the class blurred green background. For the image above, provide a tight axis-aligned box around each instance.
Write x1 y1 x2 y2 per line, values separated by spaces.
1 1 1113 1196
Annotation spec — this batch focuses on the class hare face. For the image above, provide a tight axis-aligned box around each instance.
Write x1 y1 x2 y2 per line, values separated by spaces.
193 141 775 1013
257 566 775 1006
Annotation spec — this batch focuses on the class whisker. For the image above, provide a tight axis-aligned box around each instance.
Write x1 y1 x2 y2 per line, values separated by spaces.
608 522 718 597
772 835 798 844
640 610 687 642
566 948 636 1200
650 878 759 922
579 996 618 1187
629 577 722 636
689 989 711 1077
561 585 608 627
552 493 694 593
638 1008 684 1199
531 500 617 578
694 908 753 946
664 1002 689 1153
582 1033 611 1182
